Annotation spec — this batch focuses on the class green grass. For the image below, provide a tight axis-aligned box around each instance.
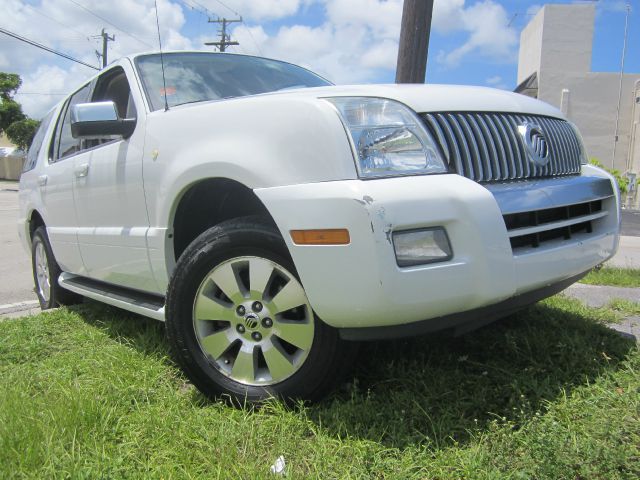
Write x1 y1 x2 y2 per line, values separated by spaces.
1 297 638 479
581 267 640 288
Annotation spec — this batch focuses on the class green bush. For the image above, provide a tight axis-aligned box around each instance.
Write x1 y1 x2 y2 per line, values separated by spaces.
589 159 632 194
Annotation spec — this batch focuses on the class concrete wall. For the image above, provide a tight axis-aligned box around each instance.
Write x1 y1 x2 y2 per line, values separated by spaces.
537 4 594 76
517 7 544 85
538 72 639 171
0 156 23 181
0 134 22 180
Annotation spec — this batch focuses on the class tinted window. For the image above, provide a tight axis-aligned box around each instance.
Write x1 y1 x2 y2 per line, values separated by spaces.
23 109 55 172
84 67 137 149
53 83 91 161
136 52 331 111
92 67 136 118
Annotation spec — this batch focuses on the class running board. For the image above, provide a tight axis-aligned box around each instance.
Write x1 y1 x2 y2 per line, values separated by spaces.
58 273 166 321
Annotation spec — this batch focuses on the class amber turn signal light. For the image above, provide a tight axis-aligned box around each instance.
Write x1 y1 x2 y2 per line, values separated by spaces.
290 229 350 245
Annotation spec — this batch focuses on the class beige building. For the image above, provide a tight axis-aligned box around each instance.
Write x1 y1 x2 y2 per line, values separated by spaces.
516 3 639 206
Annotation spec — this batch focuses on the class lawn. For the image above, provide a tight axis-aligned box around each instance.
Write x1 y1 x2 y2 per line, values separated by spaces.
581 267 640 288
0 297 638 479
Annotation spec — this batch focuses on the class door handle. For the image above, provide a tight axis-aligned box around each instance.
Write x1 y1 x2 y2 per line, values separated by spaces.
74 163 89 178
37 175 48 187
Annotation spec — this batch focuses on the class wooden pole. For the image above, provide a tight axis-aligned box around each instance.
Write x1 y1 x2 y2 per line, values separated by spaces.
395 0 434 84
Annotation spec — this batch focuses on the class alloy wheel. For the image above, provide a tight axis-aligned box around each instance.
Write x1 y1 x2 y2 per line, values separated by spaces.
192 256 314 386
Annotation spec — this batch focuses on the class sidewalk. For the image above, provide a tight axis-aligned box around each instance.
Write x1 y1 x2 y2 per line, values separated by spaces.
606 236 640 269
0 179 19 191
563 283 640 342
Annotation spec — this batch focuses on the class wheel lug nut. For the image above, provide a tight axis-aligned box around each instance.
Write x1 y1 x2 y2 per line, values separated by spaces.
251 332 262 341
262 318 273 328
236 305 245 316
252 301 263 312
236 324 245 334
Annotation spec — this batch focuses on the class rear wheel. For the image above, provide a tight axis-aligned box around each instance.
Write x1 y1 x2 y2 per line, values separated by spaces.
165 217 353 403
31 226 82 309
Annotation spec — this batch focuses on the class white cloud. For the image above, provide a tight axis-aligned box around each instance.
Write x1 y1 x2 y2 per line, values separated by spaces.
435 0 518 68
196 0 313 21
485 74 507 89
526 4 542 16
229 0 404 83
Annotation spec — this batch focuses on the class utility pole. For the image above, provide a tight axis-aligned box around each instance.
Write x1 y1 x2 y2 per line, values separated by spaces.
395 0 434 83
94 28 115 68
612 2 631 169
204 17 242 52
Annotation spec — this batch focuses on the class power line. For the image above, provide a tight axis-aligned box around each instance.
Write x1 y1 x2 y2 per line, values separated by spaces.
189 0 220 17
26 4 93 41
65 0 154 49
244 26 264 56
0 26 100 70
210 0 241 17
14 92 68 96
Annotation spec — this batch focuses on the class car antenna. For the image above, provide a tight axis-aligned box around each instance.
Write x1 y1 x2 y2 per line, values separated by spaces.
154 0 170 112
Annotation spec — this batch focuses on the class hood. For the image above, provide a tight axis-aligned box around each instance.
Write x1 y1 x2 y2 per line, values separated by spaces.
263 83 565 119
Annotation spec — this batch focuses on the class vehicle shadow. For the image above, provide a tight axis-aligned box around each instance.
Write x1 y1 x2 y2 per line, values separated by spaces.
308 300 637 449
73 297 636 450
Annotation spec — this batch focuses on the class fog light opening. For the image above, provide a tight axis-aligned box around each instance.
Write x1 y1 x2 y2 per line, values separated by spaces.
392 227 453 267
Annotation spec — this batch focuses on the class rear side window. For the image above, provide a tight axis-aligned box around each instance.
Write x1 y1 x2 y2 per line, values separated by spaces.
50 83 91 162
23 109 55 172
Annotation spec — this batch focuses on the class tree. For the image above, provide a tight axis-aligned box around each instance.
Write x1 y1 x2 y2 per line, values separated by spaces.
6 118 40 151
0 72 21 100
0 71 39 150
0 99 26 135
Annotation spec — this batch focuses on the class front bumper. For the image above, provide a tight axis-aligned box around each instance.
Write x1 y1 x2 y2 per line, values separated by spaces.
254 165 619 331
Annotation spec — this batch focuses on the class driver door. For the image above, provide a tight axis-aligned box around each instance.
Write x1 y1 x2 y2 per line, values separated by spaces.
72 64 158 292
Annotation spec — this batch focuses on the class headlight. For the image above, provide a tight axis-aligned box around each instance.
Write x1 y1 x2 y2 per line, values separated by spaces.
569 122 588 165
325 97 447 178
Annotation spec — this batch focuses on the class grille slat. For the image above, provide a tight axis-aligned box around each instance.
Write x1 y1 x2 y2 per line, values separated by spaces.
422 114 450 164
498 115 533 179
421 112 582 182
434 114 464 176
478 115 511 180
458 115 485 181
541 116 566 176
446 114 476 180
475 115 501 180
466 115 499 180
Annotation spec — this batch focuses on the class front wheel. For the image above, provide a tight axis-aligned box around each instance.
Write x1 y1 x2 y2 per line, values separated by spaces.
165 217 353 404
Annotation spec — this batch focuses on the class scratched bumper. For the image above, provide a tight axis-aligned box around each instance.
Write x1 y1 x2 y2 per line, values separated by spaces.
254 171 618 330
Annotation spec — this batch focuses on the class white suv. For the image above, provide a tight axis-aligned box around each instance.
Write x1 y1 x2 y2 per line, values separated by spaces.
19 52 620 402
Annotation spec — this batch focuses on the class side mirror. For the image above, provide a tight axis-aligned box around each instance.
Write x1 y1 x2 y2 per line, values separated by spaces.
70 101 136 139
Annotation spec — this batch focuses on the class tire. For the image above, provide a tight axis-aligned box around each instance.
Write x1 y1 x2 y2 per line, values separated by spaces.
165 216 354 404
31 226 82 309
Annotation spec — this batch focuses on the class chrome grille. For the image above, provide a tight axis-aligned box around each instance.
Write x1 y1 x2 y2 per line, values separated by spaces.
420 112 582 182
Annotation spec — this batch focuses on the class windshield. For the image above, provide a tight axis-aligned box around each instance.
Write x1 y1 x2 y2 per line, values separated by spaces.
135 52 332 111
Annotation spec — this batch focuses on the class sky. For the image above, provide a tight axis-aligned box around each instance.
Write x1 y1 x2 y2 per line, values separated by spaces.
0 0 638 118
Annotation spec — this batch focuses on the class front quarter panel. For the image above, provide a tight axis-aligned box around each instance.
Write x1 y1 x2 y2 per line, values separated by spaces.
142 94 357 289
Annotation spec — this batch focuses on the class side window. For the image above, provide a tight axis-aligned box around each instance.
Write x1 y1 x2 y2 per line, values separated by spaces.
23 109 55 172
85 67 137 149
51 83 91 162
92 67 136 119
